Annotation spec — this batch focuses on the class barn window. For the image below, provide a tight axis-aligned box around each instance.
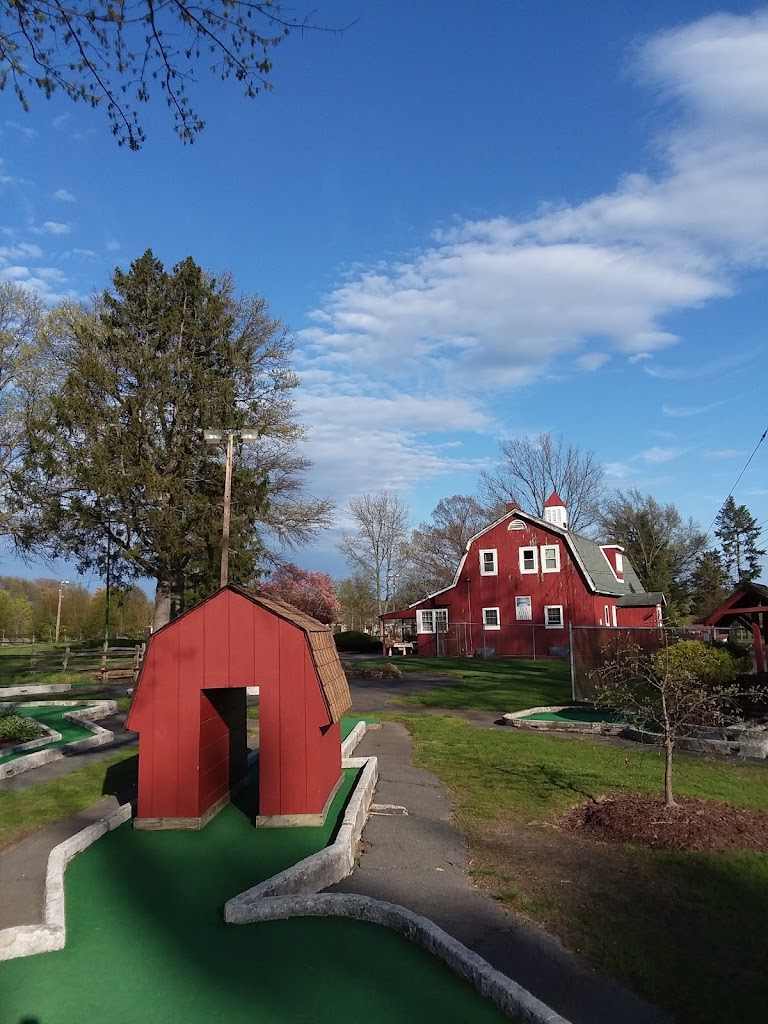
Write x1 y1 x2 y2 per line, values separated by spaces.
508 519 526 531
417 609 449 633
541 545 560 572
515 597 532 620
544 605 563 628
615 552 623 574
519 547 538 574
482 607 500 630
479 549 498 575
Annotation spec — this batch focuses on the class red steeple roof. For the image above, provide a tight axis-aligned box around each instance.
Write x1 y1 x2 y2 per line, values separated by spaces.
544 491 565 507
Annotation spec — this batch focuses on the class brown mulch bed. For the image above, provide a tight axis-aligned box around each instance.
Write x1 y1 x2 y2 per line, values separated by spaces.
560 793 768 853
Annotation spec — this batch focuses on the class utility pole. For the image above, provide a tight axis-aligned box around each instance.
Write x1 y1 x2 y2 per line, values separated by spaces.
221 430 235 588
55 580 69 643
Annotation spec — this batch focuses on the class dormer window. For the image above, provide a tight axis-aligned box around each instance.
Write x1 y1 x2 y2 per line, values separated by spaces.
616 553 623 575
479 549 498 576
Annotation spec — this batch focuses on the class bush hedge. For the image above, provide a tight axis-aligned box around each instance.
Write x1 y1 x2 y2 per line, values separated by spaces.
333 630 382 654
0 709 44 743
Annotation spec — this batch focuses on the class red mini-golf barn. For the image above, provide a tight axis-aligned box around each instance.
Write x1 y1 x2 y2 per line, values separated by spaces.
127 585 351 829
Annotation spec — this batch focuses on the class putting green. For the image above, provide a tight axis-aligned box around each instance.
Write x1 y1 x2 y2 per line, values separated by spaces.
0 704 94 765
341 715 380 740
520 708 623 724
0 764 510 1023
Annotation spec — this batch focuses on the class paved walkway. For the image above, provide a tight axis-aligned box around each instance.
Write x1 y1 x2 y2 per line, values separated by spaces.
330 721 672 1024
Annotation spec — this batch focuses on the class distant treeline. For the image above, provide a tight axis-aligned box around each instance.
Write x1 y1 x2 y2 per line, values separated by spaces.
0 577 153 642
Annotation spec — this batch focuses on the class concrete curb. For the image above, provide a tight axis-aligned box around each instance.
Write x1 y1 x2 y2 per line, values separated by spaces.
225 754 379 911
227 893 570 1024
503 706 627 736
0 801 132 961
0 701 117 780
1 683 73 697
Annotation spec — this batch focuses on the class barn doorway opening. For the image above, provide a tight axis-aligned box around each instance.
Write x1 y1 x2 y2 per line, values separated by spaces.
200 688 249 816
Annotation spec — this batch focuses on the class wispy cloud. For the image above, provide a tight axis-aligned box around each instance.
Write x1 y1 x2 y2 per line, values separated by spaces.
5 120 38 140
53 188 76 202
645 350 762 380
577 352 610 371
662 400 726 417
706 448 745 458
637 446 685 464
30 221 71 236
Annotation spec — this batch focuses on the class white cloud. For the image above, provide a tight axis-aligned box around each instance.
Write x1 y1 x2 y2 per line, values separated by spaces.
577 352 610 372
662 400 726 417
53 188 76 202
0 243 43 262
301 11 768 397
706 448 745 459
30 221 71 236
4 120 38 140
636 446 684 464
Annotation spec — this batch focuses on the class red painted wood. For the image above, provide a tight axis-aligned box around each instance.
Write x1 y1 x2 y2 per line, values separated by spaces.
129 587 344 824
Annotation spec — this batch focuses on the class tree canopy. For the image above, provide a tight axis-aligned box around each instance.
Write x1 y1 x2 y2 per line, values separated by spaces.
0 1 341 148
714 497 766 587
479 433 605 532
260 563 340 624
338 491 412 615
407 494 489 595
597 489 707 618
11 250 331 629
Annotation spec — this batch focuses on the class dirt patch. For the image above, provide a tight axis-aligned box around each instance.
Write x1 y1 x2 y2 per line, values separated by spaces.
560 793 768 853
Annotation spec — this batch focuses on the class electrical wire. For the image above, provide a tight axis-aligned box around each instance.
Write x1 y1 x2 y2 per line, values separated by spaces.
705 427 768 537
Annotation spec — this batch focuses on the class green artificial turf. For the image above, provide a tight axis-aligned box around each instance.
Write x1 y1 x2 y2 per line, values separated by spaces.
0 763 509 1024
0 704 93 764
341 715 380 739
360 656 572 712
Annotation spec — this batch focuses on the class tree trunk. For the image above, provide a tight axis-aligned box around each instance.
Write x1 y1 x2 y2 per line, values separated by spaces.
153 580 172 631
664 737 677 808
171 570 185 620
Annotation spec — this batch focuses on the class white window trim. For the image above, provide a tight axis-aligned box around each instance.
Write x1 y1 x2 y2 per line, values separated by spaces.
479 548 498 576
416 608 449 633
482 607 501 630
544 604 564 628
540 544 560 573
519 546 538 575
515 596 532 621
612 605 617 627
615 552 623 575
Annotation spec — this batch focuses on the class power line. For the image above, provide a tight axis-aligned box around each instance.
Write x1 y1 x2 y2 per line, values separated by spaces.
705 427 768 537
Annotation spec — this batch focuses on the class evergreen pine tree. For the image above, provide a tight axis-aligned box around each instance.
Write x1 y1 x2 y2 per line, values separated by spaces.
714 497 766 586
13 250 331 629
689 550 730 620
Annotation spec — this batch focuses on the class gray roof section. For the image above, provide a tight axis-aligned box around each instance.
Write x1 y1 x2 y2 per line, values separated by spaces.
568 533 647 597
617 592 665 607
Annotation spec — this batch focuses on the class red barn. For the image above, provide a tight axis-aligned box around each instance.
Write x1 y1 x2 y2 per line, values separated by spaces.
390 493 664 658
127 585 351 829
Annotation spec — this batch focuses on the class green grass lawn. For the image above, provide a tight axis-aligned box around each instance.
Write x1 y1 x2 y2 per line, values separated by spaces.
395 713 768 1024
354 656 571 712
0 759 509 1024
0 643 136 687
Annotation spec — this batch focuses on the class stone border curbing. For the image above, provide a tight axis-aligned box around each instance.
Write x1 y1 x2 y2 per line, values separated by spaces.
0 801 132 962
0 701 117 780
503 706 626 736
1 682 73 697
226 893 570 1024
225 753 379 908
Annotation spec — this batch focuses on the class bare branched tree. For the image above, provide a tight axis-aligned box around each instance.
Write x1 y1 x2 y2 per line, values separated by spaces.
0 1 348 149
406 494 490 595
594 640 752 807
338 491 412 616
479 433 605 532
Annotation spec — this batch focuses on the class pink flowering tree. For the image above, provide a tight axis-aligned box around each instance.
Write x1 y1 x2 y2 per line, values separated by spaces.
260 563 340 624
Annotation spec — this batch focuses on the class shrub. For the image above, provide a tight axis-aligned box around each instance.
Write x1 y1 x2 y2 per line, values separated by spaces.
0 709 44 743
333 630 382 654
653 640 745 686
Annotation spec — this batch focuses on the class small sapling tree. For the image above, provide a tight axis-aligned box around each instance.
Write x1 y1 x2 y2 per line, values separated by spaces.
594 640 750 808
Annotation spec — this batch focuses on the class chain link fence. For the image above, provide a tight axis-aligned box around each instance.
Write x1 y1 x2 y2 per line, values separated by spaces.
569 625 708 701
411 621 571 660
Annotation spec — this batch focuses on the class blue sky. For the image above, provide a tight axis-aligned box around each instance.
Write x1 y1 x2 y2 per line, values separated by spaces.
1 1 767 592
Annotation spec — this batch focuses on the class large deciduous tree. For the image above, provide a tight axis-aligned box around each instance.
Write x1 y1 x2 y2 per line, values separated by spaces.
12 250 331 630
260 563 340 624
714 497 766 587
407 494 489 595
479 433 605 532
597 489 707 618
0 282 52 535
338 491 412 615
0 1 340 149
